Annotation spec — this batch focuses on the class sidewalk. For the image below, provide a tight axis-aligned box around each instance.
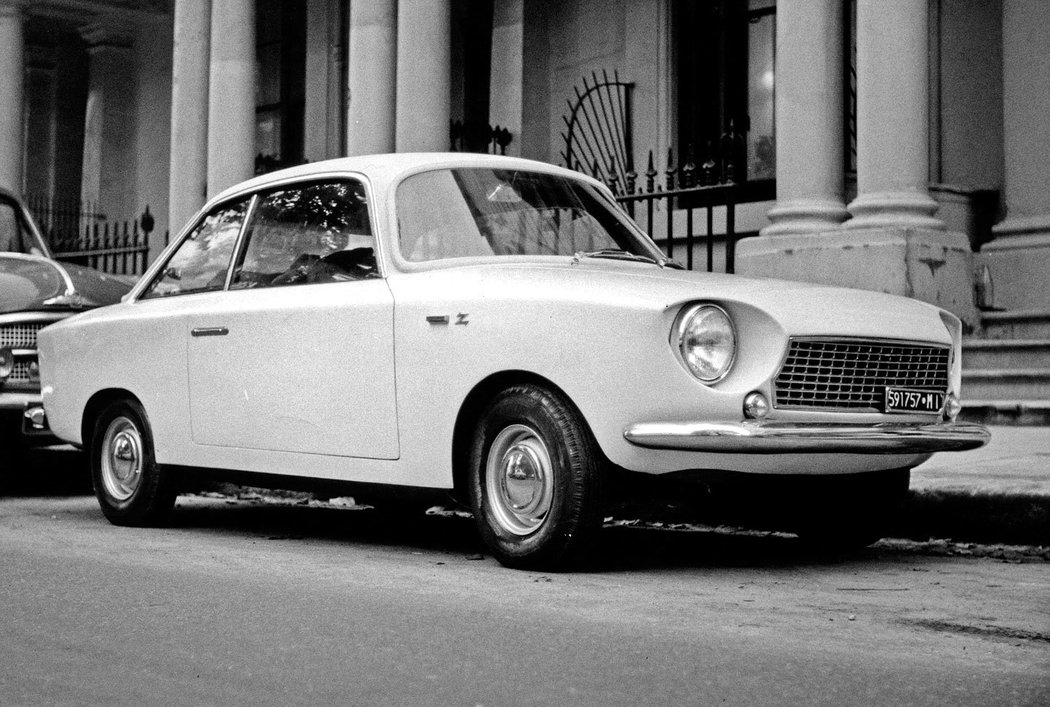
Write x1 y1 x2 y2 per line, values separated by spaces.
902 426 1050 547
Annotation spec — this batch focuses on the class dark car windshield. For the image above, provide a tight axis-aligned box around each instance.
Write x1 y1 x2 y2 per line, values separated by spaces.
396 168 655 263
0 198 47 257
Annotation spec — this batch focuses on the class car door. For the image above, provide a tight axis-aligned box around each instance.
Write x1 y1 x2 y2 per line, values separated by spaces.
185 179 399 460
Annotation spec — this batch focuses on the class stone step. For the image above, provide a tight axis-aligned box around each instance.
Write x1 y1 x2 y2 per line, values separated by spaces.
962 338 1050 369
980 309 1050 339
962 368 1050 401
960 400 1050 426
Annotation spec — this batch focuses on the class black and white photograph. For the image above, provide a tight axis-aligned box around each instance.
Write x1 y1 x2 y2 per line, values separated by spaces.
1 0 1047 704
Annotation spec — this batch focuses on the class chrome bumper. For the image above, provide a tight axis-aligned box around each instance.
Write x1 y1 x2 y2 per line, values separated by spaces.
623 420 991 455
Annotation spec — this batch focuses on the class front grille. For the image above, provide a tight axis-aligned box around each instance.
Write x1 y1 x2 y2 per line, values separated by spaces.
7 360 35 384
1 322 47 349
1 322 49 389
774 338 951 411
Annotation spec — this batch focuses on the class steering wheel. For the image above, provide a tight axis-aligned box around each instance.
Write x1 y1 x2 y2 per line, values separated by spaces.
316 247 376 279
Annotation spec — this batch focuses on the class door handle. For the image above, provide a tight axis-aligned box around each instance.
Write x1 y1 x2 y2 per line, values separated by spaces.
191 327 229 337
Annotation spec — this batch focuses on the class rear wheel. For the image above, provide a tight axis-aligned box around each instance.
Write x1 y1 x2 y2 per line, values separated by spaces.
90 399 176 526
468 384 604 570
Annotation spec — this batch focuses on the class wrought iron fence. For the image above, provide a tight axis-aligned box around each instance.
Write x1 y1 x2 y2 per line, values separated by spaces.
50 207 157 276
24 194 104 241
450 120 513 155
561 70 634 190
595 148 774 274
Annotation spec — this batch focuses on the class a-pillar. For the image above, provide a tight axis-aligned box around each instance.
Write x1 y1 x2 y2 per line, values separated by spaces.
0 0 24 193
346 0 397 155
169 0 210 235
79 23 136 222
981 0 1050 310
395 0 450 152
736 0 849 280
206 0 255 198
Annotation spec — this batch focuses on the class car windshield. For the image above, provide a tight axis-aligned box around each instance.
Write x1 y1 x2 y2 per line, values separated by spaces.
0 199 46 257
396 168 656 263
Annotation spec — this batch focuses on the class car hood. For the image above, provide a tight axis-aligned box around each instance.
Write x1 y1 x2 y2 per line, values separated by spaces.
403 259 952 343
0 254 133 314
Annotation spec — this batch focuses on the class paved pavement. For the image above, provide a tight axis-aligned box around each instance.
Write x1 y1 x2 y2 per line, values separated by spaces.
913 425 1050 497
905 426 1050 547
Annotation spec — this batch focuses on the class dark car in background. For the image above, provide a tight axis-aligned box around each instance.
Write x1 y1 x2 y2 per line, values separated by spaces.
1 187 131 448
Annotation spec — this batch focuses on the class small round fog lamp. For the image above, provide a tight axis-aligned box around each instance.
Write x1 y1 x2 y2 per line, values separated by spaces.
0 347 13 381
944 392 962 421
743 391 770 419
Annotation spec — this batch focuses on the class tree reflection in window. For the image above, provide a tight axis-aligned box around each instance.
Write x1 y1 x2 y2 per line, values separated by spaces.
142 200 247 298
231 180 374 288
397 168 645 262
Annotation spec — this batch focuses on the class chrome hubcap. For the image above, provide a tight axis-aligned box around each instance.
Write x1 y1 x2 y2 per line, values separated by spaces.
485 424 554 536
100 416 143 502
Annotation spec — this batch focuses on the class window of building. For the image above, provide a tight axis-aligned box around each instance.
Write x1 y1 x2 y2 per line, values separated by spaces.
673 0 775 183
255 0 306 173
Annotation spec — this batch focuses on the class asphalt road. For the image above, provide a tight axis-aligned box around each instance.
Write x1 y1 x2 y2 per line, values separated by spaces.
2 450 1048 706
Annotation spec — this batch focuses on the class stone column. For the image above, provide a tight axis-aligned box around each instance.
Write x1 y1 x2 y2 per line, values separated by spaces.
79 24 136 219
761 0 847 235
395 0 451 152
206 0 255 198
346 0 397 155
0 0 25 193
982 0 1050 310
488 0 524 158
845 0 942 230
738 0 976 325
169 0 211 234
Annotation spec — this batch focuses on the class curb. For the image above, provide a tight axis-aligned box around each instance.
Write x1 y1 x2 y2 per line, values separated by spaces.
891 488 1050 548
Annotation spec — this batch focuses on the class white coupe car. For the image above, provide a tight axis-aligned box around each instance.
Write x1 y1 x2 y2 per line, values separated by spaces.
38 154 989 568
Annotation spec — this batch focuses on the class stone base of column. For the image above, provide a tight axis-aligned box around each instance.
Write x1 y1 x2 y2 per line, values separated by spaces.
844 191 945 231
980 215 1050 310
760 199 849 237
735 227 977 328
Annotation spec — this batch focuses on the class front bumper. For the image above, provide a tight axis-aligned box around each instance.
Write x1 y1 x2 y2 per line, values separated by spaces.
623 420 990 455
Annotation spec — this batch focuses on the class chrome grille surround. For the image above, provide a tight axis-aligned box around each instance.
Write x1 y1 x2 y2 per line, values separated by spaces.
773 337 951 412
1 313 67 391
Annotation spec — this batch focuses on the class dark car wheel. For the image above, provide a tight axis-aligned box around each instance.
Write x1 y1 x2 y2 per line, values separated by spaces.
90 399 176 526
468 384 604 570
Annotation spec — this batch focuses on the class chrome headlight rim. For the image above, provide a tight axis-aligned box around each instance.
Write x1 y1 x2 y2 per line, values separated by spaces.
672 302 737 384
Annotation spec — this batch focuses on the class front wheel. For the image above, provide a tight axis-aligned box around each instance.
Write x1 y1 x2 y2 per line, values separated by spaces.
468 384 604 570
90 399 176 526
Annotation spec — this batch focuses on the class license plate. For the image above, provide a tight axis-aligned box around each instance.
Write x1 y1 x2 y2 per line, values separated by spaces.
884 387 944 414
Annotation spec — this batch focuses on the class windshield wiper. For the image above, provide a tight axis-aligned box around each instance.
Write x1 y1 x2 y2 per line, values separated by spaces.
571 250 684 268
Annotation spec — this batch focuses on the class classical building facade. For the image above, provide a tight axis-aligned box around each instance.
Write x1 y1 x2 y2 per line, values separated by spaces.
2 0 1047 327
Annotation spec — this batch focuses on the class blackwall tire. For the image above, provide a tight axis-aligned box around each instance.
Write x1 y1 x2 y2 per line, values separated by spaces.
468 384 604 570
90 399 176 526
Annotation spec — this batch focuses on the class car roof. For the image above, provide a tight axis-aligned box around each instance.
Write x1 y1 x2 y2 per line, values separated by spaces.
208 153 605 207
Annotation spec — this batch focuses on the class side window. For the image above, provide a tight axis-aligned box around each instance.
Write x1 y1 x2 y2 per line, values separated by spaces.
230 180 375 289
141 200 248 299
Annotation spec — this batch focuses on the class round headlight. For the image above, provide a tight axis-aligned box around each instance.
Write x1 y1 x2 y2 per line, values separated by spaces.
674 304 736 383
0 347 13 381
